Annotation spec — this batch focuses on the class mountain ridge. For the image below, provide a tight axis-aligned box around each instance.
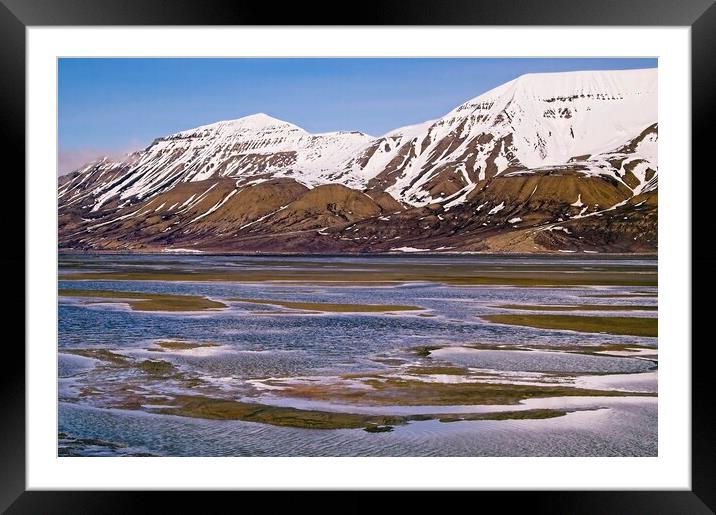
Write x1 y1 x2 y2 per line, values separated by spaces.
59 68 658 254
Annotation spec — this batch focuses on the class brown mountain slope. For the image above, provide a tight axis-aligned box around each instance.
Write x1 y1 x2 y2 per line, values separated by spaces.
243 184 394 234
59 171 656 254
58 178 309 250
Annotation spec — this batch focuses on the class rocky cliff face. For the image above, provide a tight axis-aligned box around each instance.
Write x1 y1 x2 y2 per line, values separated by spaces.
59 68 657 253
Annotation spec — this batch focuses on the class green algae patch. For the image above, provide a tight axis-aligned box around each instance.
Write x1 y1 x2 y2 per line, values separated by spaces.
494 304 657 312
59 266 657 288
148 395 581 430
340 372 388 380
272 378 654 406
63 348 131 366
59 288 226 312
437 408 569 423
229 297 423 313
412 345 444 357
363 425 394 433
155 340 219 350
360 379 654 405
62 349 177 377
155 395 408 430
64 348 178 379
136 359 176 376
481 314 657 337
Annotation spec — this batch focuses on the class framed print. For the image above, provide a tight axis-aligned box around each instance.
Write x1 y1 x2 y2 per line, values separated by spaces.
4 0 715 512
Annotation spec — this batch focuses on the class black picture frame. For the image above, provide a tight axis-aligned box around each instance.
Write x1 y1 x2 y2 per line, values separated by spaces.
3 0 714 512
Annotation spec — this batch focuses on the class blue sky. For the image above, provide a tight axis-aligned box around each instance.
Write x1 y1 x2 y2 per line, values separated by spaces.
58 57 657 173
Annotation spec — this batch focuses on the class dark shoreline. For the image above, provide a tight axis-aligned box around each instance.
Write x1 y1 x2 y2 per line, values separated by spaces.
58 249 658 260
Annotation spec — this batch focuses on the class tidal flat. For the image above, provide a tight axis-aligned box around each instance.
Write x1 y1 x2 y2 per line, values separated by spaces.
493 303 657 312
229 298 423 313
59 289 226 312
58 253 658 456
481 314 658 337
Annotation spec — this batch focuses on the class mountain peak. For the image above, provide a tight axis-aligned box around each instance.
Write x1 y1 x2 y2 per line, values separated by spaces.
462 67 657 107
512 67 656 96
173 112 303 137
236 112 292 127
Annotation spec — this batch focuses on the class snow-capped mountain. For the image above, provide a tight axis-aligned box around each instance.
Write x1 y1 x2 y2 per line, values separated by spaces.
59 113 373 212
59 68 658 254
341 68 657 205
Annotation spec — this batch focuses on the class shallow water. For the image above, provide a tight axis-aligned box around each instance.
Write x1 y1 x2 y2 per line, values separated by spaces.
430 347 655 374
58 253 657 456
58 398 657 457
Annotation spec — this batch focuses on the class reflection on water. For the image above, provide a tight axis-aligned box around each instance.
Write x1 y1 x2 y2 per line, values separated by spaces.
58 254 657 456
